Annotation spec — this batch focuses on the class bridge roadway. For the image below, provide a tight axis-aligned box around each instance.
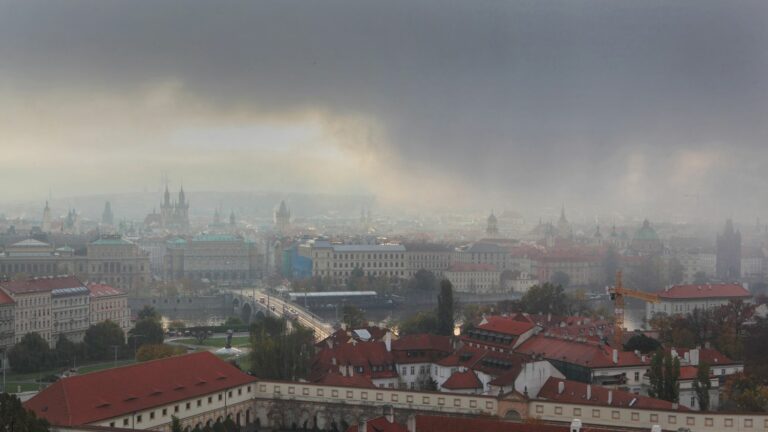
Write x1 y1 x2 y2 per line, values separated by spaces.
229 288 333 341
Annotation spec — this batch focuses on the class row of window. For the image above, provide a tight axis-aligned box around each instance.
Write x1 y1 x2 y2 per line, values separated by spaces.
113 386 251 428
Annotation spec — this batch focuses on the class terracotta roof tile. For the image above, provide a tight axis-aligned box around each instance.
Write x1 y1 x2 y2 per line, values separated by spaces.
346 416 408 432
441 369 482 390
537 378 687 411
1 275 84 294
24 352 256 426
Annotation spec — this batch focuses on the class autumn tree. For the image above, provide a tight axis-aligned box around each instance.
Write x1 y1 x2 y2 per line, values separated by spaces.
693 361 712 411
647 351 680 402
436 279 455 336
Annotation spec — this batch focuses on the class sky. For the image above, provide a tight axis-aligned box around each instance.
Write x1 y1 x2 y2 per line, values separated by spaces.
1 0 767 220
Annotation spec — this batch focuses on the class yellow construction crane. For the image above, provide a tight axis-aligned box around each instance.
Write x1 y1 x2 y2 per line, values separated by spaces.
607 271 660 348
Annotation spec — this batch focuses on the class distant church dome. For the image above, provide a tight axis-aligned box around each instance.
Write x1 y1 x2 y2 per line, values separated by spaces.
630 219 663 255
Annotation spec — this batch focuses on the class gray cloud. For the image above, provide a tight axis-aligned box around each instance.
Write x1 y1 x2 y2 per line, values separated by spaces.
1 0 767 219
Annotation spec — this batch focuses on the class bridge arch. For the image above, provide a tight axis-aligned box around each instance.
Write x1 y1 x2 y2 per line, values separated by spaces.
241 302 252 323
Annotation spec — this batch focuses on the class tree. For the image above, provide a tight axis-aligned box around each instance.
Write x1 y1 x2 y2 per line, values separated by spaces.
722 373 768 412
406 270 438 298
648 351 679 402
54 335 84 368
341 305 367 328
168 320 186 330
8 333 53 373
136 344 186 362
0 392 50 432
170 416 183 432
693 361 712 411
130 318 164 348
250 316 314 380
436 279 455 336
623 334 661 354
194 330 209 345
550 271 570 289
397 311 439 336
519 283 567 315
137 305 161 321
84 321 126 361
223 316 244 327
744 317 768 382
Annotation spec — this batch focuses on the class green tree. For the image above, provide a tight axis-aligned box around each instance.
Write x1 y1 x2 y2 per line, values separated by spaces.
623 334 661 354
54 334 83 367
223 316 244 327
84 321 126 361
397 311 439 336
170 415 183 432
436 279 455 336
137 305 161 321
0 392 50 432
341 305 367 328
8 333 53 373
744 316 768 382
406 269 438 296
250 316 314 380
550 271 570 289
693 361 712 411
130 318 165 348
648 351 680 402
519 283 567 315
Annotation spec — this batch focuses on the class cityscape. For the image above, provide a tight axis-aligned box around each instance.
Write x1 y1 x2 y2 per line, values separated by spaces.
2 2 768 432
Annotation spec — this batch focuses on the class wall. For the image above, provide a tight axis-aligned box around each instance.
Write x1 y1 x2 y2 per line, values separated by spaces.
530 400 768 432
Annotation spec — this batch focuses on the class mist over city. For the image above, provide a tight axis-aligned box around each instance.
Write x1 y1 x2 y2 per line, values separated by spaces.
2 2 768 432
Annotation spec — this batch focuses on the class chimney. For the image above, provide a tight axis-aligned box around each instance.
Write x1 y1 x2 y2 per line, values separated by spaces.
358 420 367 432
607 390 613 405
612 349 618 364
384 405 395 423
689 348 700 366
586 385 591 400
558 381 565 394
384 331 392 352
570 419 582 432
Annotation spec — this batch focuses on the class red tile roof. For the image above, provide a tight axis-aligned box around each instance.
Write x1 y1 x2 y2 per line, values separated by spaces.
537 378 687 411
475 314 536 336
391 334 452 352
658 284 751 300
346 417 408 432
24 351 257 426
441 369 482 390
670 347 741 366
87 283 125 297
1 275 84 294
315 372 377 389
516 334 649 369
311 340 395 381
0 288 13 305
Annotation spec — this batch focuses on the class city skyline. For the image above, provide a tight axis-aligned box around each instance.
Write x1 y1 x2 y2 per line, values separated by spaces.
1 1 767 220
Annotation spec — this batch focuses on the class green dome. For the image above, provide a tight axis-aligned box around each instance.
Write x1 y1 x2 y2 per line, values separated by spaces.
634 219 659 241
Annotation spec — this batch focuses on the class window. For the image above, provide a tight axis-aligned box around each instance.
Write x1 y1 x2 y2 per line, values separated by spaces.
208 396 212 404
346 390 353 399
612 411 620 420
218 394 223 401
174 405 179 413
535 405 543 414
592 409 600 418
631 412 639 421
136 415 143 423
573 408 581 416
238 388 242 395
123 419 129 426
150 412 155 420
197 400 202 407
110 422 115 428
332 390 338 397
162 408 167 416
634 371 640 381
186 402 191 410
555 407 563 415
725 419 733 427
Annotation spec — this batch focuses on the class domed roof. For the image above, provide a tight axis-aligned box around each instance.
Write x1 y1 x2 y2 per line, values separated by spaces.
487 212 497 223
634 219 659 241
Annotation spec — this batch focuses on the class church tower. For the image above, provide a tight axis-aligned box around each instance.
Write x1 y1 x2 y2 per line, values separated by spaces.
717 219 741 281
486 211 499 237
41 201 52 232
102 201 114 226
274 200 291 233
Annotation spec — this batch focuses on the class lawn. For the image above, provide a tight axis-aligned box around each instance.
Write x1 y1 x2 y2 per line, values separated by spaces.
2 359 137 394
174 336 251 348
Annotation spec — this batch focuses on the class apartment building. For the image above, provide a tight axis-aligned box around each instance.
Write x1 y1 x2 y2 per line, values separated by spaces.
88 282 131 336
309 241 407 284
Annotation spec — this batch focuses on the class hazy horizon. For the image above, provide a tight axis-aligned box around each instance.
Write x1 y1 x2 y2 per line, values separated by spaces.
2 1 768 221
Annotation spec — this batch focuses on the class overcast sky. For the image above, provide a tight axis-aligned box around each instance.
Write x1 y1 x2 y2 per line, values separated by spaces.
1 0 767 220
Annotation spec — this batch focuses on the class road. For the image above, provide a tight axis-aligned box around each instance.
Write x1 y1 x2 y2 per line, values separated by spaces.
229 287 333 340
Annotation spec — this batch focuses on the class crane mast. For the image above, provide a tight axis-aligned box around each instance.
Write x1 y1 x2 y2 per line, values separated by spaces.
608 271 660 348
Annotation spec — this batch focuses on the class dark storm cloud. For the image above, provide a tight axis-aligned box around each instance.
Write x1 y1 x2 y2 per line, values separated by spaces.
1 0 767 217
